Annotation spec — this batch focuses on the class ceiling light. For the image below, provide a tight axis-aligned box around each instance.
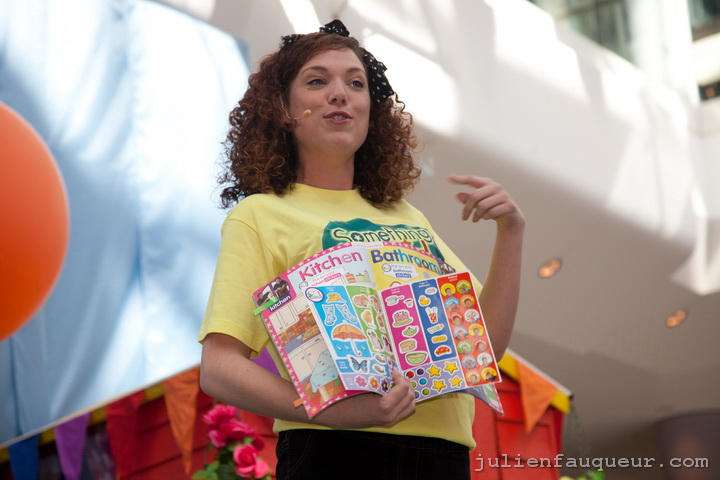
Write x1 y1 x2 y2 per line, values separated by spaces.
538 258 562 278
665 308 688 328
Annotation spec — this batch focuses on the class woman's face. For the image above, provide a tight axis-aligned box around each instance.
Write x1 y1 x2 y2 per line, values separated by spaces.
287 48 370 164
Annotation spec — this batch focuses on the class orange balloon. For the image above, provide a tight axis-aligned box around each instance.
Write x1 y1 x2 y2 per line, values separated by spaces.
0 102 70 341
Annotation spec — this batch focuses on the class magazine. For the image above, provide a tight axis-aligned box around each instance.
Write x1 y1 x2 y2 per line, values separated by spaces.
253 241 504 418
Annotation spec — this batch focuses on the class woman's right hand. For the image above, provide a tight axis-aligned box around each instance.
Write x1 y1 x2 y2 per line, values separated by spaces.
310 369 416 429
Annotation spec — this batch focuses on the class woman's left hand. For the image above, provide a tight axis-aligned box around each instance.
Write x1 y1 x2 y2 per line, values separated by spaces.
446 174 525 359
447 174 525 231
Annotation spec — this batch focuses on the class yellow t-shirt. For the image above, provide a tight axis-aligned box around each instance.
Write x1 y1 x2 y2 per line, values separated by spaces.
199 184 477 448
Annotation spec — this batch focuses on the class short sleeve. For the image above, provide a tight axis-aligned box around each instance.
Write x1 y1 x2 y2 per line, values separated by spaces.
198 216 274 355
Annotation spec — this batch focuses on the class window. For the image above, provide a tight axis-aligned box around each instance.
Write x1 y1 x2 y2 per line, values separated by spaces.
529 0 632 62
688 0 720 39
529 0 720 101
688 0 720 99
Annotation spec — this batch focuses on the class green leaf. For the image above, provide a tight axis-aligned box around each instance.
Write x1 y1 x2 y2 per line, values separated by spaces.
191 471 217 480
216 462 238 479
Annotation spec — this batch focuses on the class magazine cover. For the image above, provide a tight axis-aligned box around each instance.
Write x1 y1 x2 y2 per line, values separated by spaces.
253 242 504 418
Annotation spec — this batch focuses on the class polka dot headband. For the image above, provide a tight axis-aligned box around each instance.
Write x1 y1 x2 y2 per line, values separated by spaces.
280 19 395 103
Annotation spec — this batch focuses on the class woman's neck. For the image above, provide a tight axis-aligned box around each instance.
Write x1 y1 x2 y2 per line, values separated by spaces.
296 154 355 190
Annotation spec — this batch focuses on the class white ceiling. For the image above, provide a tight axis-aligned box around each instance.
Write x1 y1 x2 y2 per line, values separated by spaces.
409 127 720 460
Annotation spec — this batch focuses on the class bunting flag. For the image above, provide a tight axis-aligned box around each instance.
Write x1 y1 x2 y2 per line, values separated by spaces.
8 434 39 480
252 348 279 375
517 360 559 433
55 413 90 480
84 422 116 480
162 367 200 474
105 390 145 479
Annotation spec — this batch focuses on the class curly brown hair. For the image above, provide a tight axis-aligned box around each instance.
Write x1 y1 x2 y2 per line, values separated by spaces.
217 31 420 209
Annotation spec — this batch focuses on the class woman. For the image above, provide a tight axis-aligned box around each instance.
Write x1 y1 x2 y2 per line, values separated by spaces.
199 20 524 479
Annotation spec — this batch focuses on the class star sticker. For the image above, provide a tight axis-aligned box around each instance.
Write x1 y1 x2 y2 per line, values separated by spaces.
432 379 447 392
444 361 459 374
428 364 441 377
450 376 463 387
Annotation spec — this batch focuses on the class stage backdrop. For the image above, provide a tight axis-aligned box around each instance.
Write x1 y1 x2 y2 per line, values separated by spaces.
0 0 249 443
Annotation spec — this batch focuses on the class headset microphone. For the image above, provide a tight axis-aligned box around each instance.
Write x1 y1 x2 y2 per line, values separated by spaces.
281 97 312 121
290 109 312 120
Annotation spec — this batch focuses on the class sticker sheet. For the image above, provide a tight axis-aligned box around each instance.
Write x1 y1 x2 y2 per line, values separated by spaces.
254 242 503 418
381 271 500 401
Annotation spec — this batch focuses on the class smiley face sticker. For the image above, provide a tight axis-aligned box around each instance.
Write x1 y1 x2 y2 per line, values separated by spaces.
468 323 485 337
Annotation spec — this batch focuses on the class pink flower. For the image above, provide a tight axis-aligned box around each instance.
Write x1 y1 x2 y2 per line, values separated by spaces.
201 403 238 429
207 418 263 449
233 444 269 479
195 403 270 480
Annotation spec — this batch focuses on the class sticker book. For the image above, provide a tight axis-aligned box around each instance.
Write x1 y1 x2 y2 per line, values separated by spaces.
253 242 504 418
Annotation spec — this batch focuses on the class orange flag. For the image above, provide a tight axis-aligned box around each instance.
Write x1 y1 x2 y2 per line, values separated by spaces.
517 361 558 433
162 367 200 474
